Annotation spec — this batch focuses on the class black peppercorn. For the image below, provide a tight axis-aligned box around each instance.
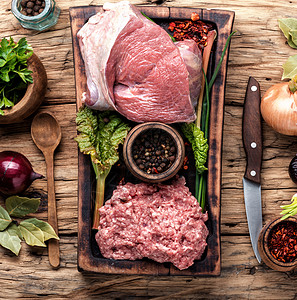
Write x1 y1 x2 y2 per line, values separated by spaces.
132 129 177 174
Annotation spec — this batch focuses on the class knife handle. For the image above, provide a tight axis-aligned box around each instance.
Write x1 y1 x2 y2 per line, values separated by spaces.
243 77 262 184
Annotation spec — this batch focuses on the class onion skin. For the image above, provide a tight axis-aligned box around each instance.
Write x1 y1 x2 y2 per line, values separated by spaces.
0 151 43 195
261 82 297 136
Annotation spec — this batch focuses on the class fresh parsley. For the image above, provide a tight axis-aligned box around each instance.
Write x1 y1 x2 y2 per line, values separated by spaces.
0 37 33 116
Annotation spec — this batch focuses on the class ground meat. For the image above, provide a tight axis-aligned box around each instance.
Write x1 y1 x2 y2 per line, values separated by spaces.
95 177 208 270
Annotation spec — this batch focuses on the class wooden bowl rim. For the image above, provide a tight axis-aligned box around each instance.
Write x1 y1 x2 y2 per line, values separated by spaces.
123 122 185 183
0 52 47 123
260 216 297 269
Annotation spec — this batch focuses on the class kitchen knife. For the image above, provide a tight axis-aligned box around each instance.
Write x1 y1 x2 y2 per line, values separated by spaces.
242 76 262 263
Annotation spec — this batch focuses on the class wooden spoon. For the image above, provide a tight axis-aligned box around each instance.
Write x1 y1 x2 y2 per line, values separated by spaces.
31 112 62 268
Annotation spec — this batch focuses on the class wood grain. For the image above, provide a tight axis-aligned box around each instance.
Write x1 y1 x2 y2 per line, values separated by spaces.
1 0 297 298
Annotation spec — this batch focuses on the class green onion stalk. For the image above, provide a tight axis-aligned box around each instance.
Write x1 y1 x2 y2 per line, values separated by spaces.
183 31 235 211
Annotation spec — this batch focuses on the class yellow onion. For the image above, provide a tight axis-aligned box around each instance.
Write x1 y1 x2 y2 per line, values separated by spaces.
261 76 297 135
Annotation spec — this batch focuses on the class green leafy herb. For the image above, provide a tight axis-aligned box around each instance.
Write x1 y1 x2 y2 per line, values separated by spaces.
19 221 46 247
23 218 59 241
280 193 297 220
75 106 130 229
0 205 12 231
278 18 297 49
282 54 297 80
0 223 22 255
181 123 208 174
0 37 33 115
6 196 40 217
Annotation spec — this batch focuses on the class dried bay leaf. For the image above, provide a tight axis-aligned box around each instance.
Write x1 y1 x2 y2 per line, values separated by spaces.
290 29 297 46
278 18 297 39
0 205 11 231
0 224 22 255
6 196 40 217
278 18 297 49
19 221 46 247
24 218 59 241
282 54 297 79
287 37 297 50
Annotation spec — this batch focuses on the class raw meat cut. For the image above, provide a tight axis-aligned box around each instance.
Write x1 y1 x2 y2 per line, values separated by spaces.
77 1 202 123
95 177 208 270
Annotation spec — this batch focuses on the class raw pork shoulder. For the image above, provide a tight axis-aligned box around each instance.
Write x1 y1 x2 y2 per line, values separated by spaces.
77 1 202 123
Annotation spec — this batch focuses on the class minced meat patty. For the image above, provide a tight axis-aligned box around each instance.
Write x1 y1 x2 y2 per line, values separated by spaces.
95 176 208 270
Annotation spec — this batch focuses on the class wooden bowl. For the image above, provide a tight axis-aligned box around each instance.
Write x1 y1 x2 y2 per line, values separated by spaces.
258 216 297 272
123 122 185 183
0 53 47 124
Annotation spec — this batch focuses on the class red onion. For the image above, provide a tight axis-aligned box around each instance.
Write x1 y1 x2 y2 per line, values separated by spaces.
0 151 43 195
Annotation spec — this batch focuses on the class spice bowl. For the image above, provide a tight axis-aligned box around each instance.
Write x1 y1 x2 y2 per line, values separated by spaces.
123 122 185 183
0 53 47 124
258 216 297 272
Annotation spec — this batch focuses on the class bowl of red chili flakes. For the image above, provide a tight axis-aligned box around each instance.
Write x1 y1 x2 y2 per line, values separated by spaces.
258 216 297 272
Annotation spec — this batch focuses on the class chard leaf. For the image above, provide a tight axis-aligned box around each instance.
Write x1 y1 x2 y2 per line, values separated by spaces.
282 54 297 79
6 196 40 217
0 205 12 231
181 123 208 174
75 107 130 176
19 221 46 247
23 218 59 241
0 223 22 255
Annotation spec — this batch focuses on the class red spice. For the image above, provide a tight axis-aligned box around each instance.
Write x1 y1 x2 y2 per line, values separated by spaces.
168 14 213 49
268 221 297 263
183 156 189 170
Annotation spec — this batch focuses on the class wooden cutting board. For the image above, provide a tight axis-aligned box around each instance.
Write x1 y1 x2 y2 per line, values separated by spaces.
69 5 234 276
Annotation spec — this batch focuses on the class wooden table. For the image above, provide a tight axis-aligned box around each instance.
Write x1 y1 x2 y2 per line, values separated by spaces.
1 0 297 298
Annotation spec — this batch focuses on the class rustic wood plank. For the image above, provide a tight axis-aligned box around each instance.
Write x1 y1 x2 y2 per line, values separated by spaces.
1 0 297 297
1 236 297 299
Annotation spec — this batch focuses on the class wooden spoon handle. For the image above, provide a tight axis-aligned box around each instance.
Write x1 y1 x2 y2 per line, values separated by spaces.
44 151 60 268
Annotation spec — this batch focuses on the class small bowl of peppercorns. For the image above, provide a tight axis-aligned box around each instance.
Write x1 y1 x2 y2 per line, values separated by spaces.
123 122 185 183
11 0 60 31
258 216 297 272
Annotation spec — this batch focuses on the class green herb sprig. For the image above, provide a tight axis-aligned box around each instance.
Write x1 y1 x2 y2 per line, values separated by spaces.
182 31 235 210
0 37 33 116
0 196 59 255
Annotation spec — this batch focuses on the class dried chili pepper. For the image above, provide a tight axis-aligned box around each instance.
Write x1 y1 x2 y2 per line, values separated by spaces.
268 221 297 263
168 14 213 48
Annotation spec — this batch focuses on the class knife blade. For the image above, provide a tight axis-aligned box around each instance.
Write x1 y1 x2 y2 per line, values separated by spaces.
242 76 262 263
